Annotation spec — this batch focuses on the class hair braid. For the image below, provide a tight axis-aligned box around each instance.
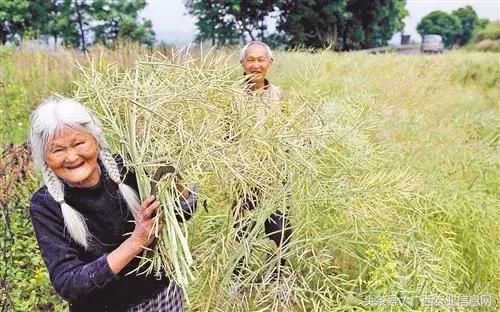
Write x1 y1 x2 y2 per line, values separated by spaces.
99 149 140 217
41 165 90 249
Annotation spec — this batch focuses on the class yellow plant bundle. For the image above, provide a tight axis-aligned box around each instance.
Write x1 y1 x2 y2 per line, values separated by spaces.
74 49 330 297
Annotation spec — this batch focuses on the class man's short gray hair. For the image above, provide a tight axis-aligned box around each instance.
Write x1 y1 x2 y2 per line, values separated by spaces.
238 41 274 62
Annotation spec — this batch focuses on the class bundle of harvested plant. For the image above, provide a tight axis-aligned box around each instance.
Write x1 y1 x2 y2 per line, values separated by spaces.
74 49 330 296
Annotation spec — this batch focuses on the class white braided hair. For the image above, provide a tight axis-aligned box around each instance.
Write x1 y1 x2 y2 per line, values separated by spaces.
29 96 140 249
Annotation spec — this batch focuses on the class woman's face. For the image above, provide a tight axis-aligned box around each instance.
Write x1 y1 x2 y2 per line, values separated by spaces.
44 127 100 188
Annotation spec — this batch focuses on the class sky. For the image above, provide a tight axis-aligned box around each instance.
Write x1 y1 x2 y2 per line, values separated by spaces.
141 0 500 45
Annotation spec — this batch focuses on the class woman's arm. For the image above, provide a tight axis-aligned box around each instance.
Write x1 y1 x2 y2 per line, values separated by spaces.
30 192 115 301
30 192 161 300
107 186 198 273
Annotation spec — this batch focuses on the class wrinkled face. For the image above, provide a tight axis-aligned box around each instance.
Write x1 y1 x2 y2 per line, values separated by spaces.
241 44 272 85
44 127 100 188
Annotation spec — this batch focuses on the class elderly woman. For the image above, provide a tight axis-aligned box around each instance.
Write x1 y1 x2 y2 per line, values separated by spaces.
29 97 196 311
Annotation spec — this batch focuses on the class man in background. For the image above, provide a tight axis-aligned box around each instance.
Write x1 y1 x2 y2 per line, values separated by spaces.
239 41 284 104
232 41 292 280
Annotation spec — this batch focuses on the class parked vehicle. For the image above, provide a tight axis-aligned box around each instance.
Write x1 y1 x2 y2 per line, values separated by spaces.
421 35 444 54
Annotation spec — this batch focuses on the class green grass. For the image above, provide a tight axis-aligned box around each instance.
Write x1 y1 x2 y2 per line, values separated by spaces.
0 47 79 143
1 46 498 311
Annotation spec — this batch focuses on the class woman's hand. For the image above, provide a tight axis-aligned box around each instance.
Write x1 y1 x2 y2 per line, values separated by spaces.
129 195 163 248
108 195 163 275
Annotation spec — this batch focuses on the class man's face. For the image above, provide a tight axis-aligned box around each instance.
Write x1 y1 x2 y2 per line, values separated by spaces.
241 44 272 85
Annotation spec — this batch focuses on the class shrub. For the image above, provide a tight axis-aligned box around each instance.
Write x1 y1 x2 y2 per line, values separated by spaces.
0 144 66 311
473 21 500 42
475 39 500 52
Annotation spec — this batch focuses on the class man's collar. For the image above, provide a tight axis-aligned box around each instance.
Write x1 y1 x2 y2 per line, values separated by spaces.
243 73 270 91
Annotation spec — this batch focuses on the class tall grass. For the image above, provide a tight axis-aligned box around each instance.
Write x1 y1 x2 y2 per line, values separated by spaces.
0 46 498 311
189 51 499 311
0 43 156 144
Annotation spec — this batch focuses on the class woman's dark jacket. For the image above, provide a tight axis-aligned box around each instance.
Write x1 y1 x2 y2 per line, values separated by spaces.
29 157 196 311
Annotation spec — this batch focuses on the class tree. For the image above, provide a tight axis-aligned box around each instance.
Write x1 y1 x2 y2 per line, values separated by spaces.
417 6 487 47
92 0 155 47
343 0 408 49
57 0 93 50
276 0 408 50
0 0 155 49
185 0 277 46
451 5 478 45
187 1 239 45
40 1 65 45
0 0 52 44
276 0 348 49
416 11 462 47
0 0 29 44
186 0 408 50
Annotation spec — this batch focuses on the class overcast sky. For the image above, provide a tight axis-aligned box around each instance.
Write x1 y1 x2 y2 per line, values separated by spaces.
142 0 500 45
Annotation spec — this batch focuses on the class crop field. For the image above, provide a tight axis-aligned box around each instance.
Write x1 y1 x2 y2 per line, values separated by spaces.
0 45 498 311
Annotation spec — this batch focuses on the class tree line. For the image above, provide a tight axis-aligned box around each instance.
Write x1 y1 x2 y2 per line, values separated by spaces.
2 1 491 51
186 0 408 50
0 0 154 50
2 0 409 51
417 6 490 47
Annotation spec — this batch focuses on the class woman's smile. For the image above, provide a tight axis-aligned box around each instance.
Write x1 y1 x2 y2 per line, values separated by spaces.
66 161 85 169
